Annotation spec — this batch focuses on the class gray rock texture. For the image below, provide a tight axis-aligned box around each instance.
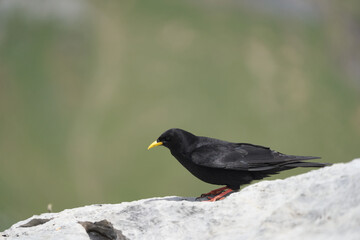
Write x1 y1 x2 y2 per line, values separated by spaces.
1 159 360 240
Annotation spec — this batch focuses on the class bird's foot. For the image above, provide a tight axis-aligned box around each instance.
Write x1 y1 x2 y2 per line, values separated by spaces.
204 189 234 202
199 186 230 198
195 187 235 202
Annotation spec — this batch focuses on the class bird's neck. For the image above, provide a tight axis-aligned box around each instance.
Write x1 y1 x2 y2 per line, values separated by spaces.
177 132 197 154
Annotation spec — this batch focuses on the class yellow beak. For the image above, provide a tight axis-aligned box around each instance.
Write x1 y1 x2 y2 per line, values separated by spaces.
147 140 163 150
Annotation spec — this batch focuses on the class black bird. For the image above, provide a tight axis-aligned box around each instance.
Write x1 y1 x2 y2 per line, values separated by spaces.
148 128 328 201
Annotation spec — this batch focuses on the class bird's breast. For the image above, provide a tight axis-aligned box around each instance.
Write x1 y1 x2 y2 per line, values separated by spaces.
170 150 196 171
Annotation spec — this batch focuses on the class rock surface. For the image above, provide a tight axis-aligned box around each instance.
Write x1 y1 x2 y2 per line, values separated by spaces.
1 159 360 240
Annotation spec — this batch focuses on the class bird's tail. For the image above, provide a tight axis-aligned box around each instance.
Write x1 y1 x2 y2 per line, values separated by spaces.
284 161 331 168
281 156 331 168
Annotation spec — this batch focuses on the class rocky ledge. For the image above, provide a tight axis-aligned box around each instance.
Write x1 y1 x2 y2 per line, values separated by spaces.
1 159 360 240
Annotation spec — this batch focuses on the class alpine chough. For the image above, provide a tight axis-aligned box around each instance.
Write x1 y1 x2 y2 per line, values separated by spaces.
148 128 329 201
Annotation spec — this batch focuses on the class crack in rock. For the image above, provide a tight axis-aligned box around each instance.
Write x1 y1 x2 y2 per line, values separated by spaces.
19 218 53 228
79 219 129 240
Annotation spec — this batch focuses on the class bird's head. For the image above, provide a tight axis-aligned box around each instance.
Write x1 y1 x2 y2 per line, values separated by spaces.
148 128 196 152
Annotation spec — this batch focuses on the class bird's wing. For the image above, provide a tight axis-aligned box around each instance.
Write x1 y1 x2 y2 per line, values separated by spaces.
190 143 308 171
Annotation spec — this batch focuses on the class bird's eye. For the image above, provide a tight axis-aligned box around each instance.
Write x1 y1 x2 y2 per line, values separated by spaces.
164 136 171 142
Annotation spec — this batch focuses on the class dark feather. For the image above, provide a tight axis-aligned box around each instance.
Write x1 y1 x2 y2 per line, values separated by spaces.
191 141 324 171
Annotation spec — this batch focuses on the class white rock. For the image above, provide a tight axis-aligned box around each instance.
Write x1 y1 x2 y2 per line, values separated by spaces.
1 159 360 240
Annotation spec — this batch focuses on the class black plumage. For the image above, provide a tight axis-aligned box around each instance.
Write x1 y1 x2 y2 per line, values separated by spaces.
148 128 329 201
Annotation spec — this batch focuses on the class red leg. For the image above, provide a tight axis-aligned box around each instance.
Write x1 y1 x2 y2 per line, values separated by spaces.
204 189 234 202
200 186 229 197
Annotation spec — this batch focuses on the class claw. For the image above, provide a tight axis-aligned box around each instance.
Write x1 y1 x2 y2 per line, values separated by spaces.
203 189 234 202
200 186 229 197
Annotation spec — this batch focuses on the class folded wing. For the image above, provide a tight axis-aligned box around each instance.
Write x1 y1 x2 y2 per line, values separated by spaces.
190 143 323 171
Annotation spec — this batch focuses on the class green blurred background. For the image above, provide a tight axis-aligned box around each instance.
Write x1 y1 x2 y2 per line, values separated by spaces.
1 0 359 231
